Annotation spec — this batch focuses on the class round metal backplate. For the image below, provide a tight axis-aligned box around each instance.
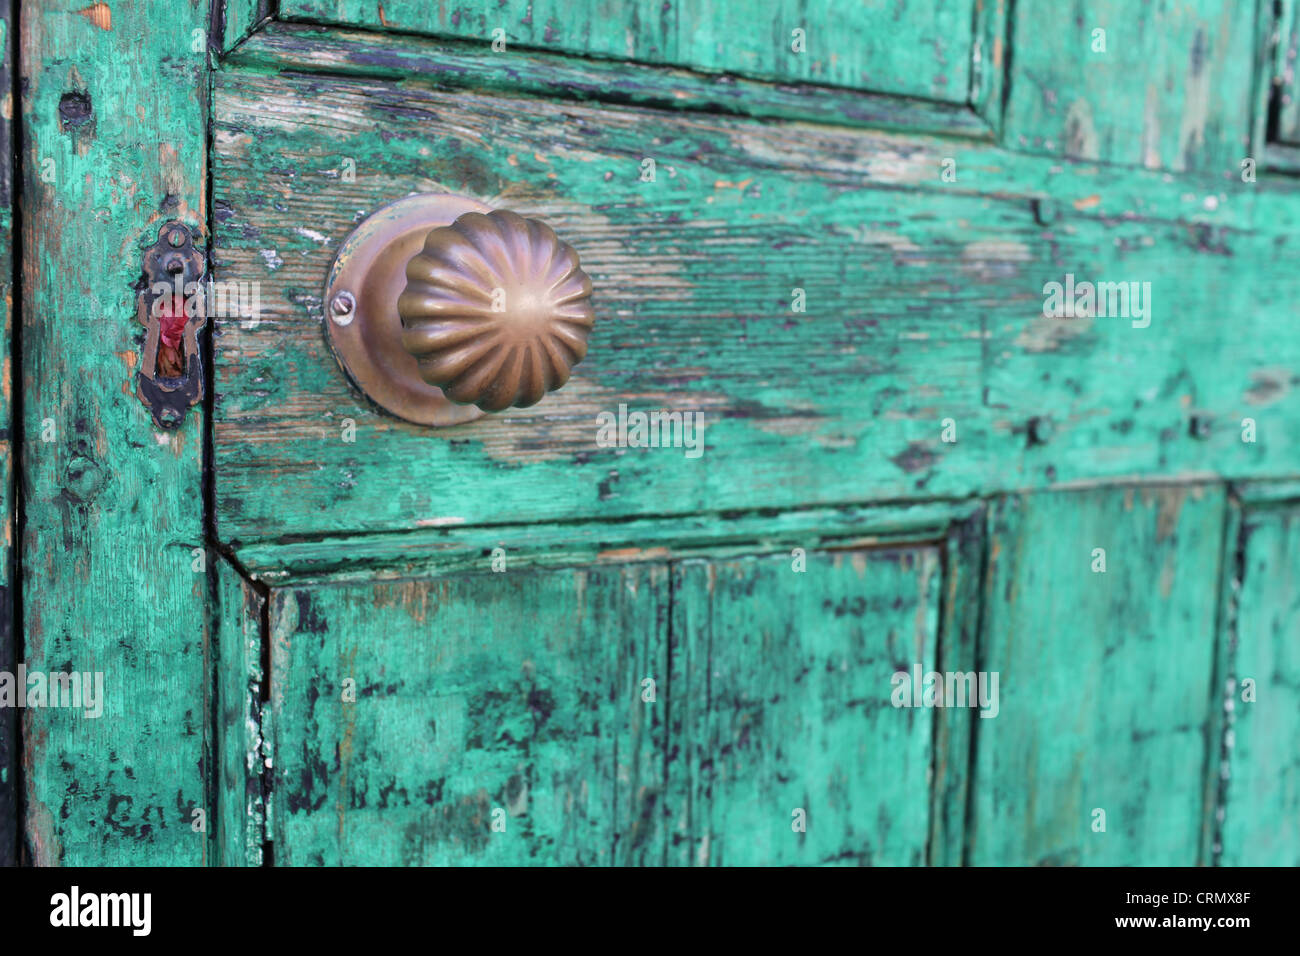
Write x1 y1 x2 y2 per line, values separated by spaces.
323 193 492 426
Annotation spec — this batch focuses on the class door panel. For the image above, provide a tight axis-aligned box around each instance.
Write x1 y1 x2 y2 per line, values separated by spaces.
1218 504 1300 865
670 547 942 866
1002 0 1255 172
281 0 977 101
971 485 1226 865
269 564 670 865
259 542 949 865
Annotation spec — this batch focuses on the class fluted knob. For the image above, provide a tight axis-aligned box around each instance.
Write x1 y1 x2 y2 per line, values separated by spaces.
396 210 595 412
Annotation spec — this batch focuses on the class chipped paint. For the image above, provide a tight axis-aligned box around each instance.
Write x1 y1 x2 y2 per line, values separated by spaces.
73 2 111 31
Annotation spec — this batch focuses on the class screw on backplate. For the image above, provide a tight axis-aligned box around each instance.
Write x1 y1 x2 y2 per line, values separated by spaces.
330 291 356 326
168 228 187 248
1027 416 1054 446
1190 415 1213 440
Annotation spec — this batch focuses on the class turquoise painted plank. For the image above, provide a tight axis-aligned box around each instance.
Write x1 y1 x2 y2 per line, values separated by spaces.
281 0 976 101
226 22 992 139
970 486 1226 866
223 0 272 52
0 0 13 867
230 501 978 585
213 62 1300 545
19 0 210 864
1273 0 1300 144
269 565 670 864
1218 506 1300 864
1003 0 1256 173
670 548 941 865
930 511 985 866
214 558 266 866
228 22 1292 227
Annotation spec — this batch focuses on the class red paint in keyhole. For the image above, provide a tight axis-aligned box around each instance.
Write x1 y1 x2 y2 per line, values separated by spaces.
156 296 186 377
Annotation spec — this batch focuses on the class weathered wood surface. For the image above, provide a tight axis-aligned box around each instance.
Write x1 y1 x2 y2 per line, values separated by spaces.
262 544 947 865
213 56 1300 546
0 0 14 867
214 558 265 866
222 0 272 53
11 0 1296 870
1273 0 1300 145
282 0 976 102
970 485 1226 865
929 510 984 866
669 548 941 865
1003 0 1256 173
234 500 976 585
225 24 1295 228
970 0 1008 133
1257 0 1300 173
1217 503 1300 865
270 564 670 865
19 0 210 864
229 22 993 139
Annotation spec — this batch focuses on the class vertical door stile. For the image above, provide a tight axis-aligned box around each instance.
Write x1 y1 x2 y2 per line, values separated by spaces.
0 0 15 871
17 0 211 864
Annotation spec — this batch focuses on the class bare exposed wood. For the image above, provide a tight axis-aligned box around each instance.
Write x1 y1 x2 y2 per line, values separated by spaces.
228 21 995 139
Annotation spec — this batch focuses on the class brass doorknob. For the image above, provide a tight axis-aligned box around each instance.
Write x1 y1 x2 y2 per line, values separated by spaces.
398 210 594 412
323 193 595 426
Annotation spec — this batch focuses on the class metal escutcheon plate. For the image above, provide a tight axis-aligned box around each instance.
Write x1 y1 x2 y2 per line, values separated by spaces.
323 193 492 426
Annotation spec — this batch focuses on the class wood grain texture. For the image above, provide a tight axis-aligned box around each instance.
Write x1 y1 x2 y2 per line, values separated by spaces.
213 61 1300 546
264 544 949 866
669 548 941 865
228 21 993 139
930 509 984 866
1199 494 1239 864
222 0 272 53
281 0 976 102
970 0 1008 133
1003 0 1256 173
226 22 1290 227
233 500 977 585
1233 477 1300 503
1256 0 1300 172
1274 0 1300 144
214 558 265 866
20 0 210 864
0 0 14 868
970 485 1226 866
269 564 670 865
1218 504 1300 865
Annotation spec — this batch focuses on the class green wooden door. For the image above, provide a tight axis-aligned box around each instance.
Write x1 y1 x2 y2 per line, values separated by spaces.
7 0 1300 867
